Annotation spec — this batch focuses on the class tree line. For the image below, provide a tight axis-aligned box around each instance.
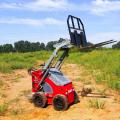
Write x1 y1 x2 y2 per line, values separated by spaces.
112 41 120 49
0 39 119 53
0 38 65 53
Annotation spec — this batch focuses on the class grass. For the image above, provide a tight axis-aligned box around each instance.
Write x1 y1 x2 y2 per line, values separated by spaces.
11 109 20 115
88 99 105 109
11 76 22 83
0 49 120 90
96 88 108 98
0 80 4 89
20 89 31 96
67 49 120 90
9 97 20 104
0 102 8 115
0 51 51 73
11 108 24 115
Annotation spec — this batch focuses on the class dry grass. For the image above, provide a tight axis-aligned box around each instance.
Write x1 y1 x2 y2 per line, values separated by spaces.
88 99 106 109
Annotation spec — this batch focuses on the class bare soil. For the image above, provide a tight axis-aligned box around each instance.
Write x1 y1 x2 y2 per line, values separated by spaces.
0 64 120 120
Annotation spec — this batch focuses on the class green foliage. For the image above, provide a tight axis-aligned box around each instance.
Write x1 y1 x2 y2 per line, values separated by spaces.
11 109 19 115
0 103 8 115
112 41 120 49
0 51 51 73
0 49 119 91
0 38 65 53
0 62 11 73
88 99 105 109
0 44 14 53
67 49 120 90
11 108 24 115
14 40 46 52
46 41 57 50
46 38 65 50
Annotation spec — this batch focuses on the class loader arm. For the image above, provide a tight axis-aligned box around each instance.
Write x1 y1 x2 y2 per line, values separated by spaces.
38 40 72 87
37 15 116 90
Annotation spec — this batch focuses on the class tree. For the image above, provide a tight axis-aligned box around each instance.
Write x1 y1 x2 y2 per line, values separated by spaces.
45 38 66 51
46 41 57 50
2 44 14 53
58 38 66 43
14 40 33 52
112 41 120 49
14 40 25 52
0 45 3 53
14 40 45 52
40 43 45 50
0 38 67 53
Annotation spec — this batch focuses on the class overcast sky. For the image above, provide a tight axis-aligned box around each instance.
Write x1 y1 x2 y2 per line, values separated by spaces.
0 0 120 45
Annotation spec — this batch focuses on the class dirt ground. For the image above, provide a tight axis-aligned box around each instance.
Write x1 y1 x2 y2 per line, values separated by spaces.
0 64 120 120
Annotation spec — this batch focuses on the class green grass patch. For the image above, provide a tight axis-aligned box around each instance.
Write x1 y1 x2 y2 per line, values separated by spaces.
88 99 105 109
0 102 8 115
67 49 120 90
0 49 120 91
0 51 51 73
11 108 24 115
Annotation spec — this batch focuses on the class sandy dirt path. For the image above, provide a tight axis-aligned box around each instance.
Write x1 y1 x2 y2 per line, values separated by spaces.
0 64 120 120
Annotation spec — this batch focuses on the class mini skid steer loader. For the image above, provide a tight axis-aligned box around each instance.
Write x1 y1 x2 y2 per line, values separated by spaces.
29 15 115 111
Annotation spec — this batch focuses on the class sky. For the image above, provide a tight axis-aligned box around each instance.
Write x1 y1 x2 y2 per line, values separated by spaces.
0 0 120 45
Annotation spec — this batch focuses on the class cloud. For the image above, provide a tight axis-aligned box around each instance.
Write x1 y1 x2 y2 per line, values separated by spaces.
0 0 120 15
0 0 74 11
0 17 64 26
91 0 120 15
88 32 120 44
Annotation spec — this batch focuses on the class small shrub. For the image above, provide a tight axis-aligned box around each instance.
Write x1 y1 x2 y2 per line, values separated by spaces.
0 103 8 115
88 99 105 109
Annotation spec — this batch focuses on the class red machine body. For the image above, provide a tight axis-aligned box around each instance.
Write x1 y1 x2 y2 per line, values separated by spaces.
31 69 75 105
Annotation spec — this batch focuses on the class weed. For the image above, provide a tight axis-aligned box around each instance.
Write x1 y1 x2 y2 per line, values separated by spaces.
68 49 120 90
0 49 120 91
97 88 107 97
0 102 8 115
11 108 24 115
11 77 21 83
88 99 105 109
108 80 120 90
0 51 51 73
